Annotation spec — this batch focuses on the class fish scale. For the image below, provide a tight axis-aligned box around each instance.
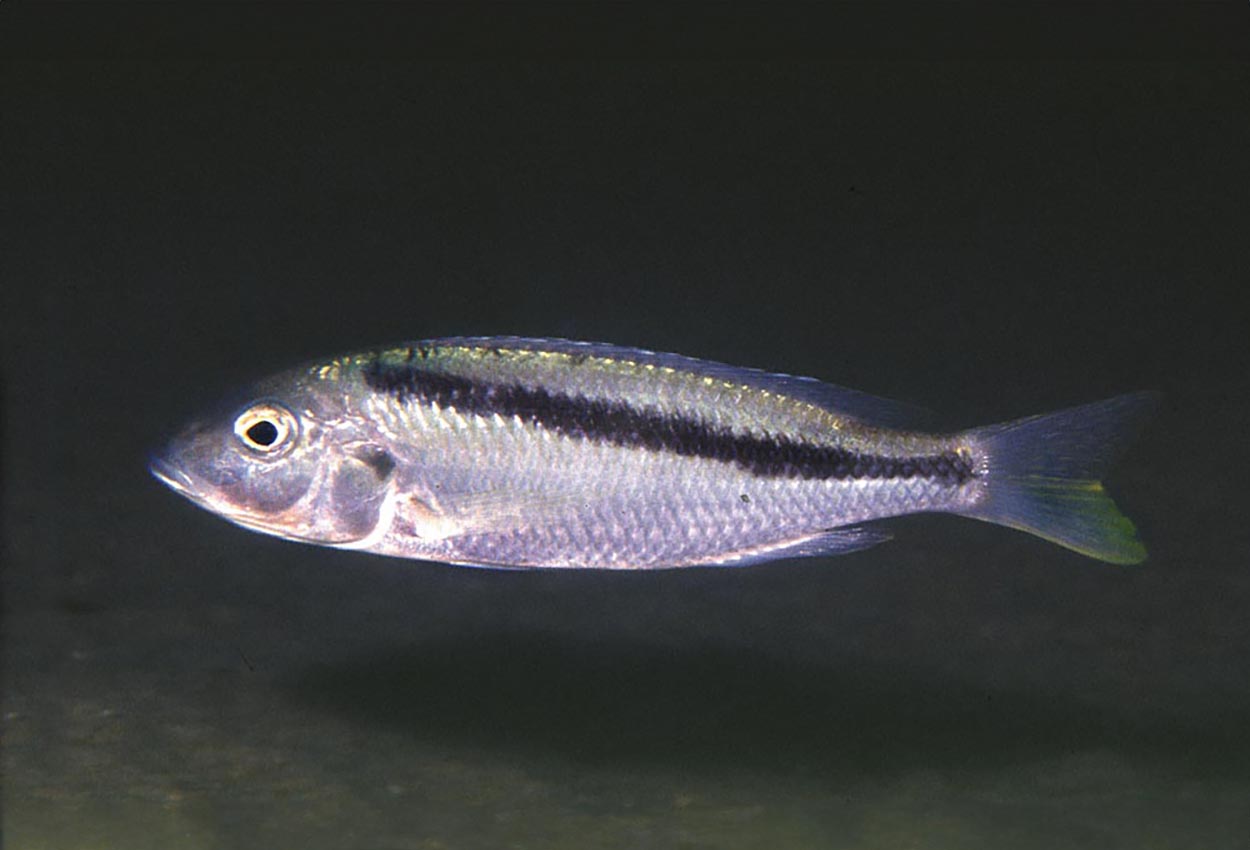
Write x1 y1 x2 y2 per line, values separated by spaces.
151 337 1156 568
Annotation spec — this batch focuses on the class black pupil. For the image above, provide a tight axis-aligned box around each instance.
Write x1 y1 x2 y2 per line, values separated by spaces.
246 419 280 447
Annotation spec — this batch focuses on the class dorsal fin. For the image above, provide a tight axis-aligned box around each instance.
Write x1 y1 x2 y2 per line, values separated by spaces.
425 336 933 428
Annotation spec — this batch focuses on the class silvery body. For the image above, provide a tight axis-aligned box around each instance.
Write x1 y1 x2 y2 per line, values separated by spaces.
151 337 1154 569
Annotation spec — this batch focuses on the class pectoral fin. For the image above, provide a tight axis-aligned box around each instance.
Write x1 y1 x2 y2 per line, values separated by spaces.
393 486 594 541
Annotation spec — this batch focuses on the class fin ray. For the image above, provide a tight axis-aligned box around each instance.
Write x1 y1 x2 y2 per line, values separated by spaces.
964 392 1158 564
700 525 892 567
428 336 932 427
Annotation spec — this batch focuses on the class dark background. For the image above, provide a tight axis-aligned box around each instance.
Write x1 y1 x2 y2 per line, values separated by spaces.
4 5 1249 848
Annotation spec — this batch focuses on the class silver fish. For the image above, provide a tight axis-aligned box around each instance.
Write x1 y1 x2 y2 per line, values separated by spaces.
150 336 1156 569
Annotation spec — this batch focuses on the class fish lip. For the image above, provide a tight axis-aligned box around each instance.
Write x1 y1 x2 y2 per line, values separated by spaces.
149 454 196 497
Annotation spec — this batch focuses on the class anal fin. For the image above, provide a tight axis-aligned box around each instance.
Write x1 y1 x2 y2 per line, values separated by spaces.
702 525 891 567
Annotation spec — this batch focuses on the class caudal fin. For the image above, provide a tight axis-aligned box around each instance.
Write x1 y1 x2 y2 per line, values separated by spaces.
963 392 1159 564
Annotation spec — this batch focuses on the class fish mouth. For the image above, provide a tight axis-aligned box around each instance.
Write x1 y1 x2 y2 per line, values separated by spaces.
148 455 213 511
149 455 193 494
149 455 298 539
149 455 238 520
148 454 353 547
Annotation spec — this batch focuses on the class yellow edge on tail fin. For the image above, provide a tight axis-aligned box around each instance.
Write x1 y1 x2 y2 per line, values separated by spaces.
979 476 1146 564
965 392 1158 564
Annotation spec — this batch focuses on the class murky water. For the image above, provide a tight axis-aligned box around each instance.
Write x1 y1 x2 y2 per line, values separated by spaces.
6 473 1249 848
5 19 1248 848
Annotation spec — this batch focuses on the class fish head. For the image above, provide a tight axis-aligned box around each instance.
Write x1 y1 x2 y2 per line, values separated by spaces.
150 381 397 549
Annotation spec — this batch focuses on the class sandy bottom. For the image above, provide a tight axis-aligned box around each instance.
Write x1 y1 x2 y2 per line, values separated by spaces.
5 565 1248 850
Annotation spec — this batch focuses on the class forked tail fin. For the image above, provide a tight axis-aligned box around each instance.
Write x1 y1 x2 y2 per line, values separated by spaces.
963 392 1159 564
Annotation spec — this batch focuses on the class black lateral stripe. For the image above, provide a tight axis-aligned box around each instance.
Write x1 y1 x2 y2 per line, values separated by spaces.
362 358 974 483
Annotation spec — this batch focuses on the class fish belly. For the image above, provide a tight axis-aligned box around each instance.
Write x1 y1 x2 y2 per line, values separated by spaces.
373 422 970 569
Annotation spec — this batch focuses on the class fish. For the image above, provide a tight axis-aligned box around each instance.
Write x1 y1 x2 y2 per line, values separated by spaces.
149 336 1157 569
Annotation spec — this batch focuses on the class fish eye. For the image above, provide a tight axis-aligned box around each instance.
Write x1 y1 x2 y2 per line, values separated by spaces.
246 419 279 446
234 403 298 455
